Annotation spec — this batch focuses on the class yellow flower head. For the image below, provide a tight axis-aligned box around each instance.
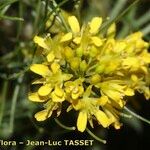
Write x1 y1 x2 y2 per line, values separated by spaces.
29 15 150 133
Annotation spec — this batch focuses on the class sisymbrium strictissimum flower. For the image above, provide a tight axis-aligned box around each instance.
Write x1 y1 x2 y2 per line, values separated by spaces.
28 16 150 132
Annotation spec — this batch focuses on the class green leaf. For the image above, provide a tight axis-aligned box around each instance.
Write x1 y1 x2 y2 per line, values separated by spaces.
100 0 140 32
0 15 24 21
0 0 18 11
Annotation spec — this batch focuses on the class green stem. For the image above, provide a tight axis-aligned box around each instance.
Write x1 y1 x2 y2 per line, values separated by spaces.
109 0 127 19
120 112 132 118
52 0 70 32
117 21 129 38
0 15 24 21
33 0 41 33
16 0 23 39
136 10 150 27
0 81 8 126
0 66 29 80
39 0 69 34
9 76 23 133
86 128 106 144
124 106 150 125
54 118 76 131
141 24 150 36
100 0 139 32
44 0 49 19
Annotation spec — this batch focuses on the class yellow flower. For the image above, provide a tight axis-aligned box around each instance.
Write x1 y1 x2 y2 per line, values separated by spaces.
38 84 52 96
30 64 51 77
34 36 50 50
60 16 81 44
29 15 150 134
77 111 87 132
60 16 103 47
34 109 52 121
51 85 65 102
65 78 84 100
98 81 128 107
72 86 112 132
28 92 48 102
34 101 61 121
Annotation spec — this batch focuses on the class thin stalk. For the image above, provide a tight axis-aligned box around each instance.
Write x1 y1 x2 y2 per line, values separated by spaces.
0 15 24 21
0 0 18 10
33 0 41 33
0 66 29 80
124 106 150 125
73 0 83 21
86 128 106 144
54 118 76 131
38 0 69 34
141 24 150 36
16 0 23 39
100 0 139 32
120 112 132 118
52 0 70 32
9 76 23 133
109 0 127 19
44 0 49 19
117 21 129 38
0 81 8 126
136 10 150 27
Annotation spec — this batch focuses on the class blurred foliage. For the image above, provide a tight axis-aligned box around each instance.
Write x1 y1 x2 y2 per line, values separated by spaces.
0 0 150 150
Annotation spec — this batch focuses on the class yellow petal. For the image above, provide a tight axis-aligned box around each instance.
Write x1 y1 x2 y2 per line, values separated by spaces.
38 84 52 96
122 57 139 69
64 46 74 60
140 50 150 63
95 110 109 128
72 92 79 99
62 74 73 81
106 90 122 103
73 37 81 44
114 41 126 52
77 111 87 132
51 63 60 73
141 66 148 74
34 36 49 49
55 86 64 97
114 122 121 129
70 57 80 70
47 52 55 62
124 88 134 96
131 74 138 82
80 60 87 72
28 92 46 102
97 96 108 106
107 23 116 38
72 100 83 110
91 36 103 47
90 74 101 84
34 110 52 121
60 32 72 42
89 17 102 34
51 92 65 102
32 78 45 84
30 64 51 77
126 32 142 42
68 16 80 33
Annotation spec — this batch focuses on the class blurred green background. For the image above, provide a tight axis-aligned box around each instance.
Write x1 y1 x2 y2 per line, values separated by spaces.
0 0 150 150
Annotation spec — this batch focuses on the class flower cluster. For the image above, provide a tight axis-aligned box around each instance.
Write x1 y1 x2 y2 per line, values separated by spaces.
28 16 150 132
